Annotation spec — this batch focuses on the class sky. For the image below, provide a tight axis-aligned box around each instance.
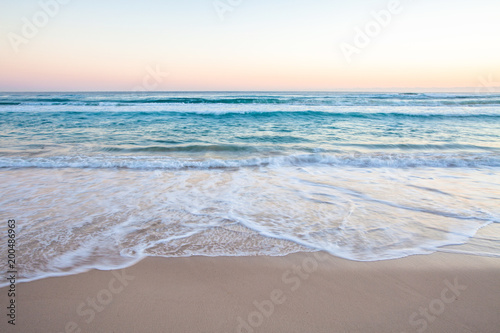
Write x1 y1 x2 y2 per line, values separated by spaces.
1 0 499 92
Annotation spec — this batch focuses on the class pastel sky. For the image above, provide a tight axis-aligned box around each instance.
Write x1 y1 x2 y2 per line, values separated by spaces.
1 0 499 91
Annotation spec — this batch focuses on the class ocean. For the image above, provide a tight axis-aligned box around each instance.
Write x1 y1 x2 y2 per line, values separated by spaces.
1 91 499 285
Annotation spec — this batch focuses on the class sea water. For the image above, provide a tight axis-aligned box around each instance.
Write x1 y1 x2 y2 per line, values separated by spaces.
1 91 499 285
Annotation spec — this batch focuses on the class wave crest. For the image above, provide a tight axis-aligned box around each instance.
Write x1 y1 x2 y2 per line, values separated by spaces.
1 153 499 170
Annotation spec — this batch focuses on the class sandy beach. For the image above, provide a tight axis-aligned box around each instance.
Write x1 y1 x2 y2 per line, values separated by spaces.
1 252 499 333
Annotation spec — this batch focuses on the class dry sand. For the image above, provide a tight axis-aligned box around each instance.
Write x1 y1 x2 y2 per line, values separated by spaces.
1 252 500 333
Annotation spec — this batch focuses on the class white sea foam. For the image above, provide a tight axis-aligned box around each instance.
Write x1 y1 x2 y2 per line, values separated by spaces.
0 166 498 287
0 152 499 170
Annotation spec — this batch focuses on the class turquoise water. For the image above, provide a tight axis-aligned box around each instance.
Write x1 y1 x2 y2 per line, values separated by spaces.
1 92 499 284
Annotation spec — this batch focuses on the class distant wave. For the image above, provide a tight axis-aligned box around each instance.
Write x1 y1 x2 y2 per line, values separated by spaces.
2 93 500 107
2 109 500 118
1 153 499 170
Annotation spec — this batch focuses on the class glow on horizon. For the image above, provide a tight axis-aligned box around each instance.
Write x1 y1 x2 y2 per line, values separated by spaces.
0 0 499 92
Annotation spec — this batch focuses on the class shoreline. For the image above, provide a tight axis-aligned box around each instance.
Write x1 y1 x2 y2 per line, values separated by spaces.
2 252 500 332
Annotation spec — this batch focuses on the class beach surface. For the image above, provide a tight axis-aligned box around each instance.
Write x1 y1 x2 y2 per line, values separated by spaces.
1 252 499 333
